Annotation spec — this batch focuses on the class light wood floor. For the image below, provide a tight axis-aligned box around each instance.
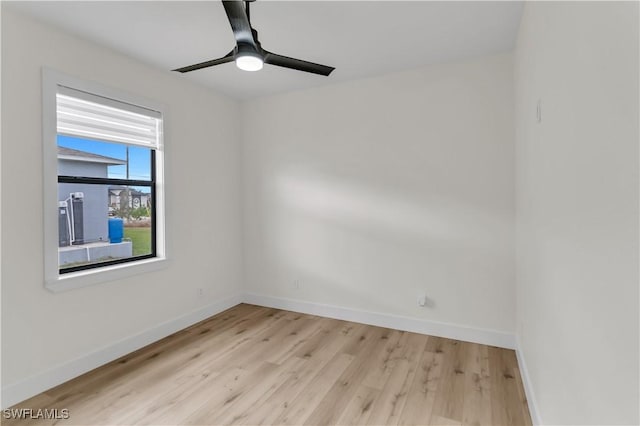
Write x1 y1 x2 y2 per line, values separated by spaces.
7 304 531 425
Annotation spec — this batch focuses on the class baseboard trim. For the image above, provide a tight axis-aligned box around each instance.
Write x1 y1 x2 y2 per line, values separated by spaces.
515 336 543 425
243 293 516 350
1 293 243 409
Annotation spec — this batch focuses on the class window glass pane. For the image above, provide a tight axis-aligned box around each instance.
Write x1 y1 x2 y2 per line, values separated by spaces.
57 135 152 181
58 183 153 270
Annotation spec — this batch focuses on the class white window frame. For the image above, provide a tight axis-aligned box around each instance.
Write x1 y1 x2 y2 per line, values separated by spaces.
42 68 167 292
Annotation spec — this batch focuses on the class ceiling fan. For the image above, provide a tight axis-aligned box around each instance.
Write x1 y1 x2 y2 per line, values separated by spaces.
173 0 335 76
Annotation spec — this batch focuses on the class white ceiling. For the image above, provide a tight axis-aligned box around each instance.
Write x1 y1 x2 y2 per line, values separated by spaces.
6 1 524 100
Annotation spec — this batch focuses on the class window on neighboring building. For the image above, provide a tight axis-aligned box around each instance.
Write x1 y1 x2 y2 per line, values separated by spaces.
43 69 166 290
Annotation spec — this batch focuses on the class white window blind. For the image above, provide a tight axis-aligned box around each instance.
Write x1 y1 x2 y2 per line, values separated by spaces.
56 86 162 148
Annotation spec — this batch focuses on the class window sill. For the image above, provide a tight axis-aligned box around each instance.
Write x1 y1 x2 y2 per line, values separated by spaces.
45 257 168 293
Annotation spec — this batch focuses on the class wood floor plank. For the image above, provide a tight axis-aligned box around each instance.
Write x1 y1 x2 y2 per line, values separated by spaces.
366 332 426 425
272 352 355 425
510 354 533 426
429 339 469 424
6 304 532 426
397 345 443 426
335 384 380 425
487 346 532 426
227 356 314 426
184 356 307 425
41 304 269 411
281 323 381 425
302 326 389 425
360 328 405 390
431 415 463 425
461 343 492 426
56 306 285 424
240 320 363 425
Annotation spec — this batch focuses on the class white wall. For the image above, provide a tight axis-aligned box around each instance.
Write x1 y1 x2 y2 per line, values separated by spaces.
242 54 516 335
1 7 243 401
515 2 639 424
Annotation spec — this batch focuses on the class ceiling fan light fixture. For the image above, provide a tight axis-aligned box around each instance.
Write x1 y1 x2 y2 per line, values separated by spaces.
235 52 263 72
173 1 334 76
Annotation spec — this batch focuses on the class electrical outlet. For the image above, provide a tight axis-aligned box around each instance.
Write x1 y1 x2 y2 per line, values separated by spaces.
293 279 300 289
417 294 426 307
417 294 435 308
197 288 205 298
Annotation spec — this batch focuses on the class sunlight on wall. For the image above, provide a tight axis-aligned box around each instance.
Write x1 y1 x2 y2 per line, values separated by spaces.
275 171 509 247
277 172 454 239
265 170 513 313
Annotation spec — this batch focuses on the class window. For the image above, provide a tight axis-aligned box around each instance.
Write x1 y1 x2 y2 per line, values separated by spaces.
43 69 166 291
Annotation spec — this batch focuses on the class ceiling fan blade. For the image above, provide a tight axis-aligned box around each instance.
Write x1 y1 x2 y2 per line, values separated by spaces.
222 0 257 50
263 51 335 76
173 51 235 73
